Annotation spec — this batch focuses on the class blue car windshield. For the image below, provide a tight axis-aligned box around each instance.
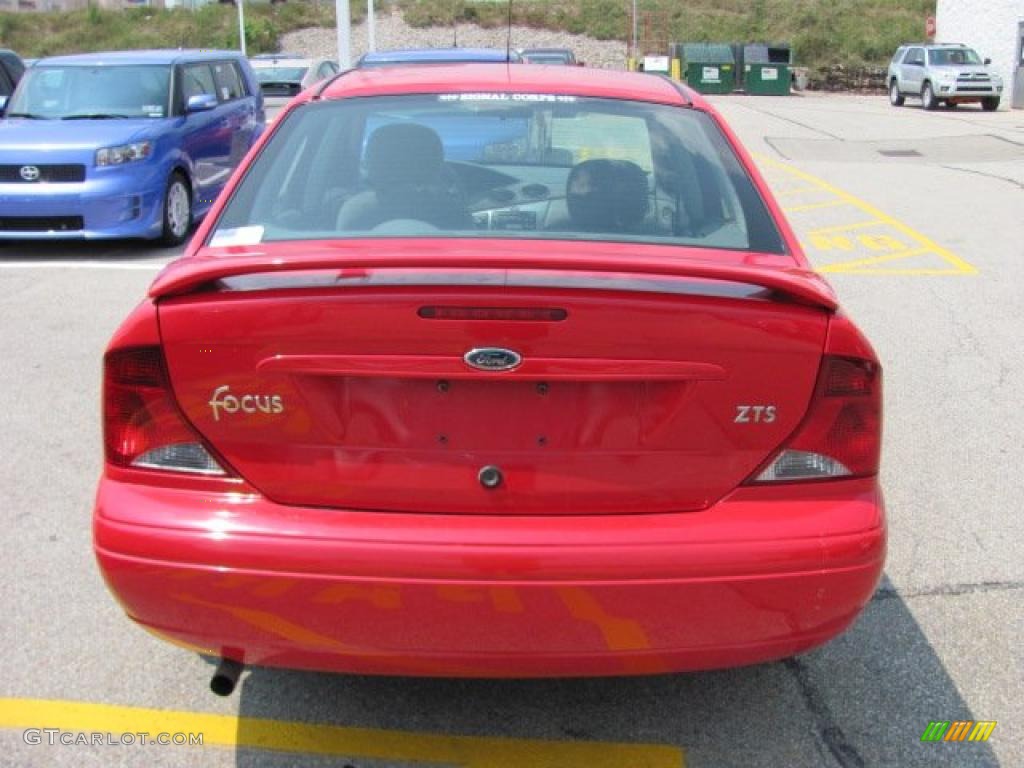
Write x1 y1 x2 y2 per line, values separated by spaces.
212 94 785 255
7 65 171 119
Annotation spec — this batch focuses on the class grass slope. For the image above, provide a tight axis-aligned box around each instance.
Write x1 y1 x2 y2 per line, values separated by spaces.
400 0 936 68
0 2 358 58
1 0 933 70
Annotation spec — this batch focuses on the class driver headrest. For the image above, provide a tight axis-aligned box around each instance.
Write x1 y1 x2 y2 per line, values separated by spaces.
365 123 444 189
566 159 649 231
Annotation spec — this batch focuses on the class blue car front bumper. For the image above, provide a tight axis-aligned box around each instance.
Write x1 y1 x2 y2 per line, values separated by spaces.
0 166 166 241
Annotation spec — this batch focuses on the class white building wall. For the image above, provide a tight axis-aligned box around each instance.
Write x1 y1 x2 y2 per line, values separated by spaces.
936 0 1024 109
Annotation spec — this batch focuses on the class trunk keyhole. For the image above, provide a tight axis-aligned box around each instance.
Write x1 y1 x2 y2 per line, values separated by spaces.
478 465 503 489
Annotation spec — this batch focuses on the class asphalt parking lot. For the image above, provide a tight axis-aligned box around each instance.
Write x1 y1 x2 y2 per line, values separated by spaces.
1 92 1022 767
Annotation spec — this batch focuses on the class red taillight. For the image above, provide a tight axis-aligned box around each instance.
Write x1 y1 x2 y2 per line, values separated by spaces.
104 346 228 476
748 355 882 484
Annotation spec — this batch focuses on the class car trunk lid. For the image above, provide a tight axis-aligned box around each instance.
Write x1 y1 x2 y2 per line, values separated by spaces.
156 240 832 515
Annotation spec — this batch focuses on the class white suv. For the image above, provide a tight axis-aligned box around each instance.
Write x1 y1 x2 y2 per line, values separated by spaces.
888 43 1003 111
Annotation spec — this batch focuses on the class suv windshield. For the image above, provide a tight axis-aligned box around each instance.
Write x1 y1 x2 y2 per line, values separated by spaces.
7 65 171 119
928 48 982 66
213 94 784 254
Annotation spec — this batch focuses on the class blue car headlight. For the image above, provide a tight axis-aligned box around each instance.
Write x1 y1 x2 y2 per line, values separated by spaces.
96 141 152 167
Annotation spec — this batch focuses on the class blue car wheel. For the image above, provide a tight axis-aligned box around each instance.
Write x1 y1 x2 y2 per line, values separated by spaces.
161 172 192 246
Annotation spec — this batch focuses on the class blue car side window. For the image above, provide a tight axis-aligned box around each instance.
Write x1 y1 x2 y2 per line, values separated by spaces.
212 62 244 102
183 64 217 101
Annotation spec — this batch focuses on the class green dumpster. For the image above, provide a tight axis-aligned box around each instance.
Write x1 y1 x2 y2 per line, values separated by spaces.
745 62 791 95
679 43 735 95
743 44 792 95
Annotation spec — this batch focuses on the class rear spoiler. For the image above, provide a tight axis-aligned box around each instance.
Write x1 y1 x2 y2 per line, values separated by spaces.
150 241 838 311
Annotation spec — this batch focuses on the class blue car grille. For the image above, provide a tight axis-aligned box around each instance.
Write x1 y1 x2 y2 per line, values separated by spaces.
0 164 87 183
0 216 84 232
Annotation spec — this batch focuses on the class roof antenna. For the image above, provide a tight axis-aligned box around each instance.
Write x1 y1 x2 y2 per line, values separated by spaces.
505 0 514 63
452 0 458 47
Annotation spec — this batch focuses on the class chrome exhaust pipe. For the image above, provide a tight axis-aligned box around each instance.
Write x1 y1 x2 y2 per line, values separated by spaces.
210 657 244 696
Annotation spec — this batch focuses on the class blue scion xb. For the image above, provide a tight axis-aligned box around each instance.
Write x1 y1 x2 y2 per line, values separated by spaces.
0 50 265 245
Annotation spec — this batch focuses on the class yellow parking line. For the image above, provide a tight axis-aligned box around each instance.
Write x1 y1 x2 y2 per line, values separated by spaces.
757 155 977 275
825 267 971 276
0 698 684 768
773 185 823 198
783 199 848 214
808 220 881 236
819 247 932 272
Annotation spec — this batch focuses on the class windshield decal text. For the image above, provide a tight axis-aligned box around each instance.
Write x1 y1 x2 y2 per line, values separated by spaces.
438 93 577 103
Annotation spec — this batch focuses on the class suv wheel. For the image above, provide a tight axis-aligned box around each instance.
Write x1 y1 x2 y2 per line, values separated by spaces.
982 97 1000 112
160 172 192 247
889 80 905 107
921 82 937 111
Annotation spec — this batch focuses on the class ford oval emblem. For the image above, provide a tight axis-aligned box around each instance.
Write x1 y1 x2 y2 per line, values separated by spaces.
464 347 522 372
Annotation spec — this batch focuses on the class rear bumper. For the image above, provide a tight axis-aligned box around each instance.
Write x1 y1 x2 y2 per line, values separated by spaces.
94 476 885 677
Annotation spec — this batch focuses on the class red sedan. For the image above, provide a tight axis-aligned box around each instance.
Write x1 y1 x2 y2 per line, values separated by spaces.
95 64 884 692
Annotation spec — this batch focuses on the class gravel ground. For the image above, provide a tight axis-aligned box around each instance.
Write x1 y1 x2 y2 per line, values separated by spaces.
281 8 628 69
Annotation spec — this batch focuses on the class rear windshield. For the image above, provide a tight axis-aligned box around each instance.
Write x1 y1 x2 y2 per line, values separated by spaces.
212 94 784 254
254 66 309 83
524 53 574 65
7 65 171 119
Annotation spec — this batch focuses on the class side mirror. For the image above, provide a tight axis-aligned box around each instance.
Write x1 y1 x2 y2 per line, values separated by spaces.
186 93 218 113
984 57 991 65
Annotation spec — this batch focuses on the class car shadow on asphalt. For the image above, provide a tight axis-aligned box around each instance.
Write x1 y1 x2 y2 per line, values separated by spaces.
0 238 184 262
229 576 999 768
